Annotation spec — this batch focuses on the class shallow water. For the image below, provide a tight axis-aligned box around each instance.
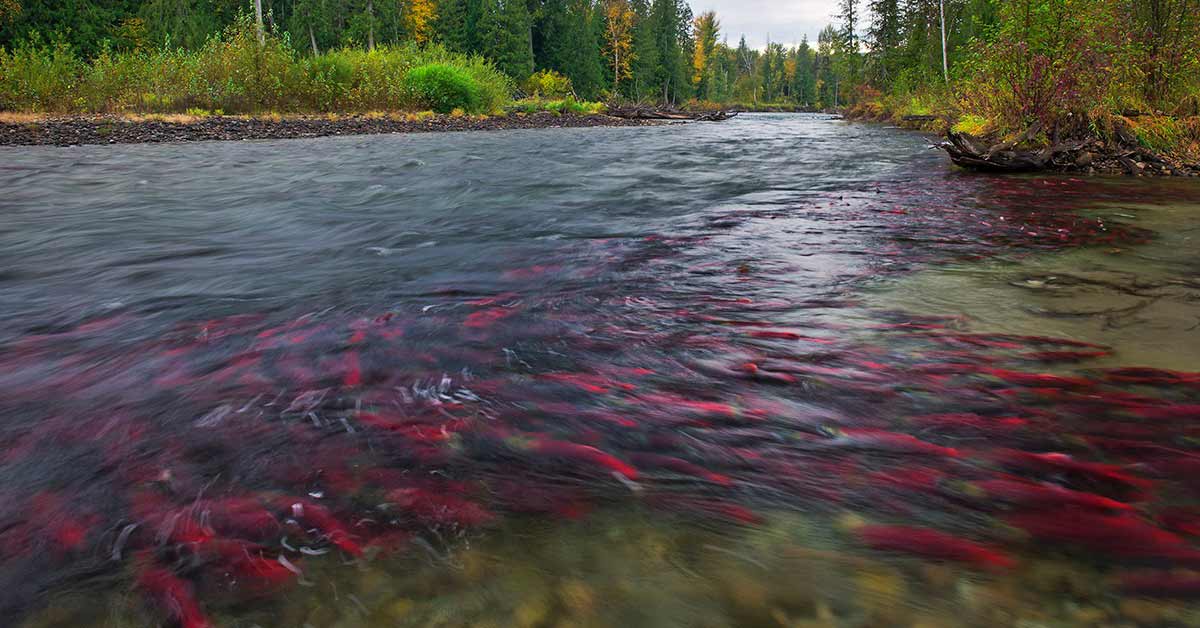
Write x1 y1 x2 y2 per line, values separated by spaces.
3 114 1200 627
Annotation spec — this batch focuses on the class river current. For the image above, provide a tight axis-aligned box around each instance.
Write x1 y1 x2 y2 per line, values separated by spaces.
2 114 1200 627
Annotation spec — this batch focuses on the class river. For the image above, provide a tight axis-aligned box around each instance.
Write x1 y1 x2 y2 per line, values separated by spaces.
2 113 1200 627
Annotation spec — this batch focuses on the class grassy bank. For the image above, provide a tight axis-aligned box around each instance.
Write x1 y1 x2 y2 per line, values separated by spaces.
0 18 513 116
846 93 1200 176
845 90 1200 168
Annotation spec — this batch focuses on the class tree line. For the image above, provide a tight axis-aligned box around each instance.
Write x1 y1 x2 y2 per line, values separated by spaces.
2 1 1198 113
857 0 1199 118
1 1 693 103
0 0 902 107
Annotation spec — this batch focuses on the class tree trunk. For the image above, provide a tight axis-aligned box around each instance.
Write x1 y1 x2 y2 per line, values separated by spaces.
309 24 319 55
254 0 265 44
367 0 375 51
939 0 948 82
614 49 620 91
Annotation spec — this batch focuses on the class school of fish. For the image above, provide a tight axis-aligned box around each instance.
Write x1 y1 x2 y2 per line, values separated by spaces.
1 175 1199 627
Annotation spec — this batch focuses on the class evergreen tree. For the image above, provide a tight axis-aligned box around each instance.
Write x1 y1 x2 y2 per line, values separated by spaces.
628 0 659 99
140 0 233 50
434 0 476 52
791 37 817 107
536 0 604 98
649 0 688 103
866 0 901 86
817 23 840 107
836 0 861 85
580 1 607 98
479 0 533 78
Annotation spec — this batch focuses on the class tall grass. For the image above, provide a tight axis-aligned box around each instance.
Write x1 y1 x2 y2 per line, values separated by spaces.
0 17 512 115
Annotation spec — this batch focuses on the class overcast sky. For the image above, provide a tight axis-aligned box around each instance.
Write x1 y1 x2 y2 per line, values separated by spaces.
691 0 841 50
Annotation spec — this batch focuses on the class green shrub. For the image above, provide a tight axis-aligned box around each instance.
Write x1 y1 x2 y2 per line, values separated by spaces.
402 63 482 114
0 37 84 112
951 114 991 136
508 97 605 115
523 70 573 99
547 96 604 115
0 27 512 115
301 52 355 110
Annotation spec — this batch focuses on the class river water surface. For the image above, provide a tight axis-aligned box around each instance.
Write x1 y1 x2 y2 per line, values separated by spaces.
3 114 1200 627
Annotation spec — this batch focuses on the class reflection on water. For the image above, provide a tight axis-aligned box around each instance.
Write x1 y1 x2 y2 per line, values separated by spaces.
2 115 1200 627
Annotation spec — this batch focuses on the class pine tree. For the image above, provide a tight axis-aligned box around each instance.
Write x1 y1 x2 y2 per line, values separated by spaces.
838 0 858 47
791 37 817 107
434 0 474 52
536 0 603 98
837 0 861 84
628 0 659 99
479 0 533 78
434 0 463 49
817 23 841 107
580 2 607 98
649 0 688 103
867 0 902 85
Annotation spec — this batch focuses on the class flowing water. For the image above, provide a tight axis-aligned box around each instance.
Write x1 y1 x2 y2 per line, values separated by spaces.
2 114 1200 627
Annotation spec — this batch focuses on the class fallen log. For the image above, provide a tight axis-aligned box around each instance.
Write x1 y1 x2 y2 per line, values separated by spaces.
939 130 1050 172
694 110 739 122
606 106 738 122
938 127 1195 176
940 125 1105 173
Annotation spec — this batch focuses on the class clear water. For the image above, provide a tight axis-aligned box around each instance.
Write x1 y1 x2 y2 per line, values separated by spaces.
2 114 1200 627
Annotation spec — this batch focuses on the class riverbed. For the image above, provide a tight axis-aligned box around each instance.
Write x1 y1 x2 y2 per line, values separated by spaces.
2 114 1199 627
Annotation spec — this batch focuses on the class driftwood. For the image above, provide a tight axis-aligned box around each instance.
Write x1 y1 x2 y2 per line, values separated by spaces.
937 123 1193 176
938 129 1049 172
606 106 739 122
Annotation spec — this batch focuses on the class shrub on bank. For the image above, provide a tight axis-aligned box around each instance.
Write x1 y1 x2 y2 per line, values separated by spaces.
0 38 83 112
0 18 511 115
952 114 992 136
522 70 573 99
403 64 481 114
508 97 605 116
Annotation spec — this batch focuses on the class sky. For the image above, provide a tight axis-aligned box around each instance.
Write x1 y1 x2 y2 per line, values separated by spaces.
692 0 841 50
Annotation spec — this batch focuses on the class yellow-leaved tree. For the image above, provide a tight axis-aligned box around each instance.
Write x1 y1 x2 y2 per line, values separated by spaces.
603 0 635 92
692 11 720 97
407 0 437 45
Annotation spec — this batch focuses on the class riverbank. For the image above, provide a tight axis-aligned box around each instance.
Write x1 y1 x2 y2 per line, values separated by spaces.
844 102 1200 177
0 112 661 147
